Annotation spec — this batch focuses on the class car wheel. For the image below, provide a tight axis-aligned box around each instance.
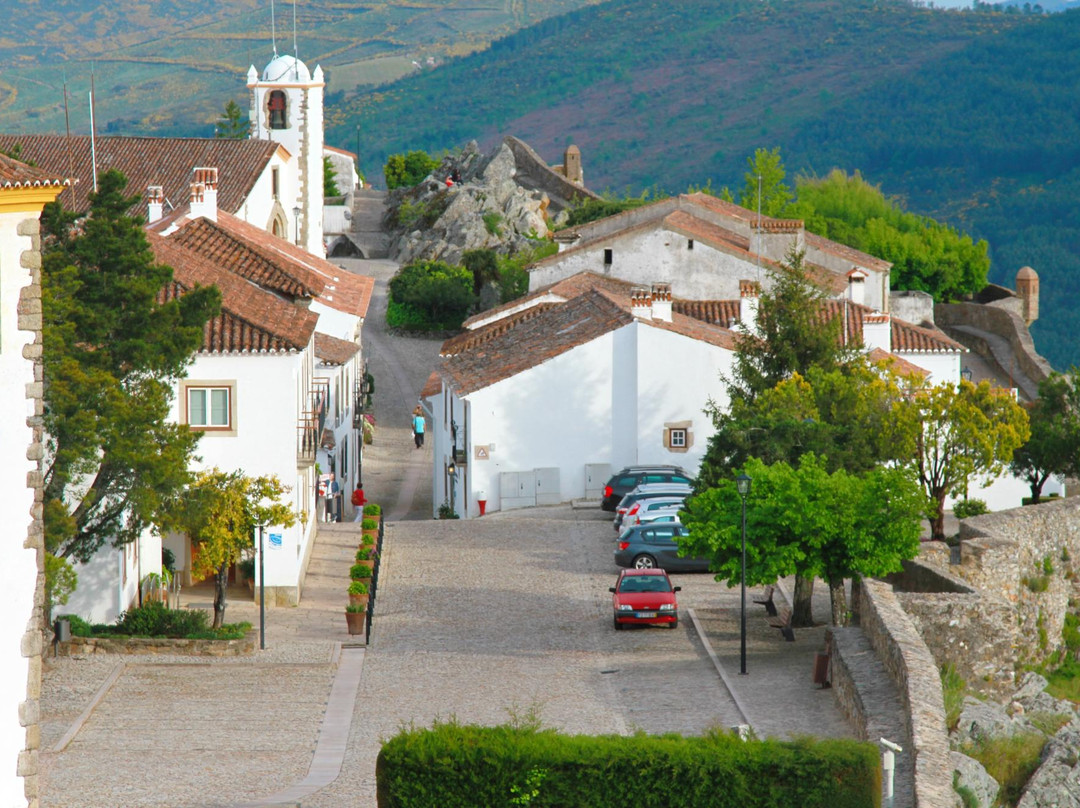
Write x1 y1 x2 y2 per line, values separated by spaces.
614 616 624 631
632 554 658 569
668 619 679 629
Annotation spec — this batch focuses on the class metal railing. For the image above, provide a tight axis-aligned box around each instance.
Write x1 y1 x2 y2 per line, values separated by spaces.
365 516 384 643
297 380 330 467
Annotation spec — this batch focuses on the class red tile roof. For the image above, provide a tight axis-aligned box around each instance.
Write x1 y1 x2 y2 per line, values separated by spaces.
420 371 442 399
462 272 638 329
441 291 633 395
442 303 561 356
168 215 326 299
673 299 742 328
0 152 66 188
149 232 317 353
805 232 891 273
314 332 360 365
213 212 373 318
0 134 280 218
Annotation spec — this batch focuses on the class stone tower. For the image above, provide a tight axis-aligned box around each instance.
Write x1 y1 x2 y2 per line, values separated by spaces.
563 145 583 185
247 53 325 255
1016 265 1039 326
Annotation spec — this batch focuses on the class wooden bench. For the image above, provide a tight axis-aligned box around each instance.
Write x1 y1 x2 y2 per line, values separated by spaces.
752 585 778 617
766 608 795 642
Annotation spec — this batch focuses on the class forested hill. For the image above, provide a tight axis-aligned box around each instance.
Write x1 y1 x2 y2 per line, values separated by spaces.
332 0 1080 370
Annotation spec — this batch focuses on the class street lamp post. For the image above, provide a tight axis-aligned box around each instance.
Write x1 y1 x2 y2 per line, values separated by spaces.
292 206 301 245
447 461 457 516
257 523 266 651
736 473 752 675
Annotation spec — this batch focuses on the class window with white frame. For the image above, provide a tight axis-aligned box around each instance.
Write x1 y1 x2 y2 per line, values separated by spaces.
669 428 687 448
187 386 232 429
663 421 693 453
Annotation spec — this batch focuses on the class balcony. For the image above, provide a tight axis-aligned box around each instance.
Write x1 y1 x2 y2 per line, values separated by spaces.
297 379 330 468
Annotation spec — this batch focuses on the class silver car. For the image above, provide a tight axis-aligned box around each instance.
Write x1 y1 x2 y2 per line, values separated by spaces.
613 483 692 531
622 497 686 529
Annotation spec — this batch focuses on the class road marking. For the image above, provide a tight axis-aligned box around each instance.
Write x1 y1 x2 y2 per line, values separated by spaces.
53 662 125 752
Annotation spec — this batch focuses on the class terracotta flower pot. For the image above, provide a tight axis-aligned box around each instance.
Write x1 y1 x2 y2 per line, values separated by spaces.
348 593 370 609
345 610 366 635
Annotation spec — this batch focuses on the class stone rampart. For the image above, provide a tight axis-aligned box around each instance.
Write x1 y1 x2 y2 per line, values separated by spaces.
935 301 1053 384
502 136 599 212
859 578 953 808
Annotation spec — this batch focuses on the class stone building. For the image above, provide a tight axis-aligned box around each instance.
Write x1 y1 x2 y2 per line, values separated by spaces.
0 153 66 808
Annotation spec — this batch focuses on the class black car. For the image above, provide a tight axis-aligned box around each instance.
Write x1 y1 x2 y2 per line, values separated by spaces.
614 523 710 572
602 468 693 511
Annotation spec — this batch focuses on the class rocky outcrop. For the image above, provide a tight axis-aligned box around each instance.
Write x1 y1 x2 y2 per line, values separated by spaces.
951 751 1000 808
1017 721 1080 807
383 138 595 267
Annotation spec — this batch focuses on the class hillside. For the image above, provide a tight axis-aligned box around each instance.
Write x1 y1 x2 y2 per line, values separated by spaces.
0 0 600 137
331 0 1079 369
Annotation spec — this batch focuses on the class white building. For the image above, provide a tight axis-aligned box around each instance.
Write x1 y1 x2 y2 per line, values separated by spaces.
0 154 65 808
425 271 972 518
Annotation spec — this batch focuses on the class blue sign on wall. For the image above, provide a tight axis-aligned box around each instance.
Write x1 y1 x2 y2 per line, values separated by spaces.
269 533 283 548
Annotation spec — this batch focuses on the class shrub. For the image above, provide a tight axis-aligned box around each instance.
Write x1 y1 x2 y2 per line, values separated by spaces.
388 260 474 330
362 518 379 530
117 601 210 637
57 614 94 638
348 580 369 596
1063 612 1080 653
963 732 1046 806
363 503 381 516
361 533 375 547
941 664 967 732
386 299 429 330
350 562 371 579
346 601 367 614
355 548 374 561
384 150 439 190
1024 574 1050 593
1043 555 1055 575
952 498 988 519
482 211 503 236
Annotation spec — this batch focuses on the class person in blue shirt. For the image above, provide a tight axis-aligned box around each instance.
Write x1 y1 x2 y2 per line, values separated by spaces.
412 406 426 449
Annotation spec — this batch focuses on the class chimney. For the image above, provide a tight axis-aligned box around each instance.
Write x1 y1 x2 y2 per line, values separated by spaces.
739 279 760 333
191 167 218 221
847 267 868 307
631 288 653 320
862 313 891 353
554 230 580 253
147 186 164 224
651 283 672 322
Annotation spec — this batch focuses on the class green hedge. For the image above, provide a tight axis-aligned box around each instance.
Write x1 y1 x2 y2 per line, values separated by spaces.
58 602 251 640
376 723 880 808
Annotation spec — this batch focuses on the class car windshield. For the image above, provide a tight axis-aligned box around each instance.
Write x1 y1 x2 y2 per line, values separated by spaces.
620 575 671 593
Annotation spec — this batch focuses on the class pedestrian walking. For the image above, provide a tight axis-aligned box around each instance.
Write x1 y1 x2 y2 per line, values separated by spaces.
412 407 426 449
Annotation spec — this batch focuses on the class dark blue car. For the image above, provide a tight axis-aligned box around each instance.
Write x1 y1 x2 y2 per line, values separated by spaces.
614 523 710 572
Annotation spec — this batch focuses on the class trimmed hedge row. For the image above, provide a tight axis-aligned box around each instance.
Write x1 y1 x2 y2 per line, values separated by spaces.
376 722 880 808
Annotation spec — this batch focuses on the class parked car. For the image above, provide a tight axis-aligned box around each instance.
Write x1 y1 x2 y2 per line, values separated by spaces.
614 523 710 572
609 567 681 630
613 482 693 531
621 497 686 529
602 469 694 511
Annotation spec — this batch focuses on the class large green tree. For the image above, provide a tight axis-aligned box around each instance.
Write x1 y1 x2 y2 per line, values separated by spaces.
214 99 248 139
1009 369 1080 503
162 469 296 627
41 170 221 570
737 146 794 218
384 150 440 190
899 378 1030 539
680 455 925 626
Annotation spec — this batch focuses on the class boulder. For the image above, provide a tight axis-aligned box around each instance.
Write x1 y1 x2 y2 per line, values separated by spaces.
1013 671 1079 720
952 751 1000 808
1017 720 1080 807
953 696 1026 745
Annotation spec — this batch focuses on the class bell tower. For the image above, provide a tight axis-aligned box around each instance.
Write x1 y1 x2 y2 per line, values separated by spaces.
247 53 325 255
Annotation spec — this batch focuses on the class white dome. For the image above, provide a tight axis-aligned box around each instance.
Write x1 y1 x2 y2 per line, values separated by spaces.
262 53 311 83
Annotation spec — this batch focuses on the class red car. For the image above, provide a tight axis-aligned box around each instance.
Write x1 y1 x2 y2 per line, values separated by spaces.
609 568 681 630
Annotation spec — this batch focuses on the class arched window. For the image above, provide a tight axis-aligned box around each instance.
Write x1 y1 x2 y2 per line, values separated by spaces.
272 216 286 237
268 91 287 129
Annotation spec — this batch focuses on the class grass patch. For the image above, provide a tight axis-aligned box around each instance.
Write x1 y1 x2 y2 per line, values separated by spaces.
953 772 979 808
1026 711 1073 737
942 663 967 732
1045 656 1080 703
963 732 1046 806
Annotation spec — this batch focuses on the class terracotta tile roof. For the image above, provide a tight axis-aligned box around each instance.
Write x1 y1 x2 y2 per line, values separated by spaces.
681 192 760 222
168 215 326 299
0 134 280 217
314 332 360 365
891 316 965 353
867 348 930 378
441 291 632 395
214 212 373 318
805 232 891 273
442 303 561 356
0 152 66 188
673 299 742 328
462 272 638 329
588 286 736 350
149 232 317 353
420 371 442 399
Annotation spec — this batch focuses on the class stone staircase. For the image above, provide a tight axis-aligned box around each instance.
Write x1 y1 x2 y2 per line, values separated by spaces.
350 188 391 259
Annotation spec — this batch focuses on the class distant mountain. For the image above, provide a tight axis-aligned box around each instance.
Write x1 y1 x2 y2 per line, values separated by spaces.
0 0 601 137
330 0 1080 370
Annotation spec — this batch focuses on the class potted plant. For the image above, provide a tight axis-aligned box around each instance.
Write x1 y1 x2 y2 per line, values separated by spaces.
350 557 374 579
363 503 381 524
348 580 369 607
345 601 366 634
361 517 379 540
237 557 256 592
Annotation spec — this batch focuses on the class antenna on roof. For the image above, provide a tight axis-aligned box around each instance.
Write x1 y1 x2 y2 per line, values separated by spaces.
89 65 98 193
270 0 278 56
62 71 74 205
292 0 299 68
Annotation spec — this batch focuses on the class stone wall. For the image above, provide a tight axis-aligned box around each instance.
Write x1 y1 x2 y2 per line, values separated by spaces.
858 578 954 808
502 136 599 212
935 301 1052 389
